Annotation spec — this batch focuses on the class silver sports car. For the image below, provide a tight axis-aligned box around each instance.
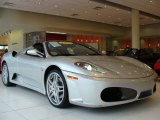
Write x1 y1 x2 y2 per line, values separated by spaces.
1 41 157 108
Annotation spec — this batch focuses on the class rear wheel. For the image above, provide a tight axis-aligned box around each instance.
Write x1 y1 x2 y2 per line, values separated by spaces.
46 69 69 108
2 63 16 86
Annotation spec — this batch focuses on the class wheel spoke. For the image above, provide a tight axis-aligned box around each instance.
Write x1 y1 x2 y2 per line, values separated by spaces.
2 65 8 84
57 86 64 93
53 75 58 84
51 97 57 103
55 93 60 104
57 85 64 89
49 91 55 98
49 74 54 80
59 94 64 99
48 79 53 87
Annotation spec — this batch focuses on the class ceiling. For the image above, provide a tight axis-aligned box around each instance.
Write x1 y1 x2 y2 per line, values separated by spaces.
0 0 160 27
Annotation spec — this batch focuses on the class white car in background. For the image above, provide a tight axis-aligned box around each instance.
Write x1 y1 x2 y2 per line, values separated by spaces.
1 41 157 108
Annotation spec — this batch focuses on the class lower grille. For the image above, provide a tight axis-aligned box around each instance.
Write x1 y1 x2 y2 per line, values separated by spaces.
101 87 137 102
138 90 152 99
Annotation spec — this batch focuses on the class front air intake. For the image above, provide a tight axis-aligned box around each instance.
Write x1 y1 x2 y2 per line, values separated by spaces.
101 87 137 102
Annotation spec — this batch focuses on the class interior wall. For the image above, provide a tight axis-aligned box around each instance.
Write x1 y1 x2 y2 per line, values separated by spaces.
0 8 127 36
141 23 160 37
8 30 24 51
0 7 129 51
111 23 160 50
121 23 160 39
0 36 8 45
1 8 160 51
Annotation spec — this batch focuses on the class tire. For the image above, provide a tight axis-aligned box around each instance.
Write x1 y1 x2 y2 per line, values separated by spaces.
2 63 16 86
46 69 69 108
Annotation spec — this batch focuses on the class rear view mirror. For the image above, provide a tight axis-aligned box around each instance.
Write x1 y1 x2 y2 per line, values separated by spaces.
12 51 17 57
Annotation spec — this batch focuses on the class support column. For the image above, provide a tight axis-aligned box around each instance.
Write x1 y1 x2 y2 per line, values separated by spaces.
132 9 140 49
100 37 107 54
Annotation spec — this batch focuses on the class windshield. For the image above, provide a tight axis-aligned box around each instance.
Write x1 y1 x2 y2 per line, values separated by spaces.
46 41 101 56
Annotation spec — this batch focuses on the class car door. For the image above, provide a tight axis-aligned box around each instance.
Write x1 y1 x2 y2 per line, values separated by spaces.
17 43 46 89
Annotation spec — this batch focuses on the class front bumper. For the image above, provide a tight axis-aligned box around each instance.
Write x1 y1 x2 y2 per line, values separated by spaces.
62 70 157 108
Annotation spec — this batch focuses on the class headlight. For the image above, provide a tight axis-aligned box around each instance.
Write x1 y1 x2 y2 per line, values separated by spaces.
74 62 107 73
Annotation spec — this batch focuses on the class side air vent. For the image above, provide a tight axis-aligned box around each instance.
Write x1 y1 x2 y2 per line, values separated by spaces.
12 73 17 80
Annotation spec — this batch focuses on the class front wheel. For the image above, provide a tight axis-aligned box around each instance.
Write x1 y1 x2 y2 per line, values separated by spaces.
46 69 69 108
2 63 16 86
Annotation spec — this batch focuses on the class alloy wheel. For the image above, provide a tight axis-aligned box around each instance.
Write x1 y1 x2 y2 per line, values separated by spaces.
2 64 9 85
46 72 65 106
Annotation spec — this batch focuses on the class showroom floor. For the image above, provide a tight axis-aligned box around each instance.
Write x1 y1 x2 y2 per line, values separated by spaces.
0 77 160 120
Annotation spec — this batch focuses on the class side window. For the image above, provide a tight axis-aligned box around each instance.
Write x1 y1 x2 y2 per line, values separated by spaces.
33 43 45 54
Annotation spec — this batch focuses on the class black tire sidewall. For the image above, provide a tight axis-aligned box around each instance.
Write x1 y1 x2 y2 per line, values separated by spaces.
2 63 10 86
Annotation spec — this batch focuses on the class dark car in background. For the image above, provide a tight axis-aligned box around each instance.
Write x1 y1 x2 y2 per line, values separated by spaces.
154 59 160 80
110 48 160 68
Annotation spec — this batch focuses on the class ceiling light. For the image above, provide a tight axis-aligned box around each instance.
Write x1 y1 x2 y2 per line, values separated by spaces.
149 0 153 3
152 19 156 21
55 13 60 15
71 14 79 16
89 0 92 3
93 6 103 10
3 2 14 6
54 4 58 8
104 5 107 8
141 23 145 25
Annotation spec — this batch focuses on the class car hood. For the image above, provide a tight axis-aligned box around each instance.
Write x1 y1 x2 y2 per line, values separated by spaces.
70 56 153 79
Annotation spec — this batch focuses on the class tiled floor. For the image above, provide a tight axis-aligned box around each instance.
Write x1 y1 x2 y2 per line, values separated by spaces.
0 77 160 120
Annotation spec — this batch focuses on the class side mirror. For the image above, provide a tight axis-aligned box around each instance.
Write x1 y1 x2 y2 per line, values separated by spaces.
12 51 17 57
26 49 44 58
